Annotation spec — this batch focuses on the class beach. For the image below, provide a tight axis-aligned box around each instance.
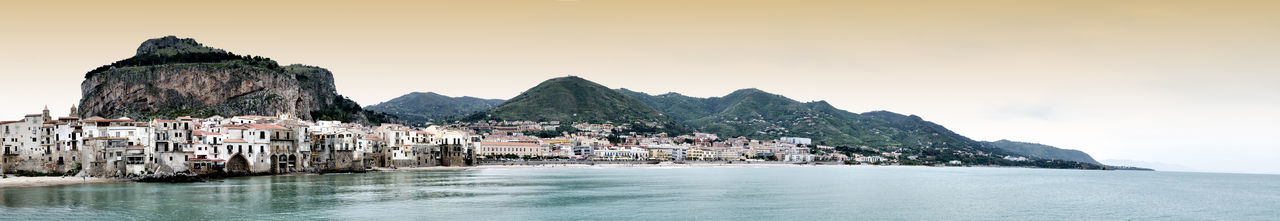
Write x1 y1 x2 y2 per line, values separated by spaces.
0 176 121 189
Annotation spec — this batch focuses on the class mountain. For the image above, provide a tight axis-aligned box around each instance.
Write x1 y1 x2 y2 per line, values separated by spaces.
622 88 1104 169
464 76 686 134
366 92 504 125
1100 159 1193 172
617 89 717 122
78 36 396 124
981 140 1101 164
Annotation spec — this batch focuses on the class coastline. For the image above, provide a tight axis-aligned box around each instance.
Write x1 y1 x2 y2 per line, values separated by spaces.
0 162 1101 189
378 161 853 172
0 176 123 189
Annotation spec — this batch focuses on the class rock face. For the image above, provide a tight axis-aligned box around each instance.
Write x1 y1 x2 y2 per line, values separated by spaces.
78 36 395 124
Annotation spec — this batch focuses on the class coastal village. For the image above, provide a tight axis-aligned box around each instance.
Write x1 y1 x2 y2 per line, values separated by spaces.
1 106 864 179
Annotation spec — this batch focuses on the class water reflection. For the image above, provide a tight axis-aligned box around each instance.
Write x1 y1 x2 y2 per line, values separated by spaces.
2 167 1279 220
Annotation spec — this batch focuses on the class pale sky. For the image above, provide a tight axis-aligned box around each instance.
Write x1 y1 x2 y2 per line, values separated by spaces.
1 0 1277 174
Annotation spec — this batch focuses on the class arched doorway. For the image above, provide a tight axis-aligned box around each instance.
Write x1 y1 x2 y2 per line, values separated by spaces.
288 155 297 170
227 154 250 174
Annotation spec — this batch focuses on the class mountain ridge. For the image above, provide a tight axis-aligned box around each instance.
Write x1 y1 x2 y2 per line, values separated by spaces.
619 87 1104 168
981 139 1101 164
463 76 689 134
365 92 505 125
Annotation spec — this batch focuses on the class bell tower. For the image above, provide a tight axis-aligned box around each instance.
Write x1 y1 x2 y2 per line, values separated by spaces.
42 105 51 121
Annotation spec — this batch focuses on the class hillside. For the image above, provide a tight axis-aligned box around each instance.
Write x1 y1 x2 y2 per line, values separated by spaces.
463 76 686 134
366 92 504 125
78 36 396 124
622 88 1103 169
982 140 1101 164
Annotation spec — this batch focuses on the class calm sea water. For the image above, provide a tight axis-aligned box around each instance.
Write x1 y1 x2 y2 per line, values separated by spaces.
1 166 1277 220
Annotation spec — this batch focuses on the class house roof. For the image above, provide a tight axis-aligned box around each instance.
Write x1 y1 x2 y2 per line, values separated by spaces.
82 117 133 123
480 142 541 147
193 131 221 136
246 123 288 130
224 139 247 143
233 115 274 119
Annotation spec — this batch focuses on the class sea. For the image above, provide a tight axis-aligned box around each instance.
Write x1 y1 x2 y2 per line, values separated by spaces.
1 166 1277 220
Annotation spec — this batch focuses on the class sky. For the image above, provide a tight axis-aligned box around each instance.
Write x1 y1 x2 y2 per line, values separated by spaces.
1 0 1277 174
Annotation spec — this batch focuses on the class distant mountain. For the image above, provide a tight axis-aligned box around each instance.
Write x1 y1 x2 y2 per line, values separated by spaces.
981 140 1100 164
366 92 504 125
464 76 685 133
1101 159 1195 172
620 88 1101 168
78 36 396 124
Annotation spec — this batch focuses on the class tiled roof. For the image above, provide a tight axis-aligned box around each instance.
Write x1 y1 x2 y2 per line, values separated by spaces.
480 142 541 147
246 123 288 130
193 131 221 136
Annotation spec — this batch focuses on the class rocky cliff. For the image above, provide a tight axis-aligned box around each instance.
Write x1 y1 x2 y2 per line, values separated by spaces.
78 36 396 124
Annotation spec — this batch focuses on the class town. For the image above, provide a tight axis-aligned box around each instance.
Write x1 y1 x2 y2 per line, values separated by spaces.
0 106 882 179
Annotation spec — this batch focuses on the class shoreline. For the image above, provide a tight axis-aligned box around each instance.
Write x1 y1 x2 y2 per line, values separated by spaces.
381 161 851 171
0 176 123 189
0 162 1110 189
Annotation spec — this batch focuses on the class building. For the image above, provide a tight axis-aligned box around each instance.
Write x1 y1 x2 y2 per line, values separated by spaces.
479 142 544 158
779 137 812 145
